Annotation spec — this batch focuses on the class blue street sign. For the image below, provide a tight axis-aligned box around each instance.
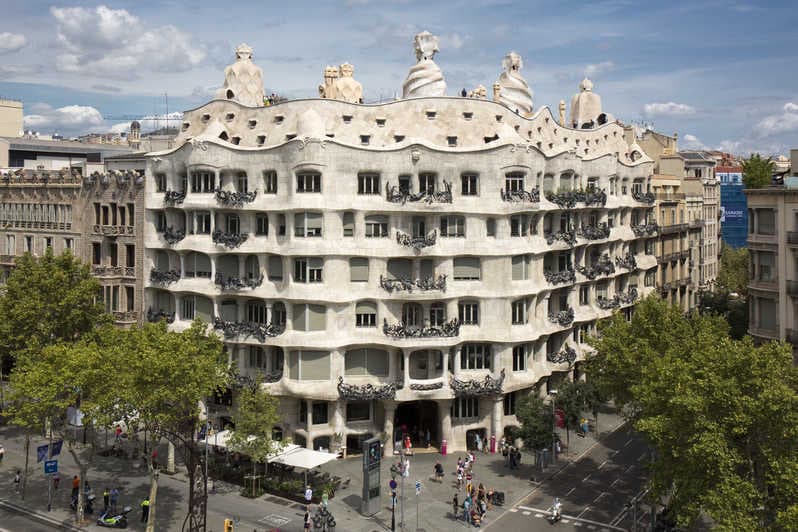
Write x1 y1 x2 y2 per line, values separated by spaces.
44 460 58 474
37 444 49 463
415 480 421 495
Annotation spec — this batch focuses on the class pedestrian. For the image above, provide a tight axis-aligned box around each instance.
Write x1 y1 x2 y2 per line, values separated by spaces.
114 425 122 441
321 488 329 509
304 485 313 509
13 470 20 492
474 433 481 453
71 475 80 497
303 511 311 529
452 492 459 519
103 487 110 509
0 444 4 466
425 428 431 448
53 473 60 490
465 471 473 495
110 487 119 512
456 467 463 489
140 496 150 523
463 495 471 524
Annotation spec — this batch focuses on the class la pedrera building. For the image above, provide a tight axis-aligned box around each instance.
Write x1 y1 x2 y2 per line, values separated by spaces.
145 33 658 454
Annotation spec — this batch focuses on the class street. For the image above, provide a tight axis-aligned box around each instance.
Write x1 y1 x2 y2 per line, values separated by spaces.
487 427 650 532
0 508 63 531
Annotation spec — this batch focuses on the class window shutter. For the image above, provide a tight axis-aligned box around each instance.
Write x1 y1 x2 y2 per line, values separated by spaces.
288 351 299 379
511 255 525 280
307 211 323 231
356 300 377 314
343 212 354 236
345 349 367 375
454 257 480 280
387 259 412 280
308 304 327 331
268 255 283 280
292 304 307 330
420 259 433 279
300 350 329 380
196 296 214 322
366 349 389 376
350 257 369 282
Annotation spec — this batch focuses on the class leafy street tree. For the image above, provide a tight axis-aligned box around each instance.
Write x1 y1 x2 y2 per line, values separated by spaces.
514 393 554 451
586 296 798 530
741 153 775 189
701 245 750 339
715 245 750 296
227 378 281 496
554 380 583 449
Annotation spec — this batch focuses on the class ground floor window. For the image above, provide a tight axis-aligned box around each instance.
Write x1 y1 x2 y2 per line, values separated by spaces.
346 401 371 422
503 391 517 416
452 397 479 419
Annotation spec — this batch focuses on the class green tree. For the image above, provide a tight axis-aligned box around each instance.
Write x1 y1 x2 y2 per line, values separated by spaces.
715 245 750 296
586 295 798 530
702 245 750 338
227 378 281 496
742 153 775 189
514 393 554 451
554 380 584 449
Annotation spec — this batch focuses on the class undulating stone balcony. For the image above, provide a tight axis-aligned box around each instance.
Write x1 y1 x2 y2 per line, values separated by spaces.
382 317 460 338
214 188 257 207
379 274 447 293
150 268 181 285
386 182 452 204
212 229 248 248
212 317 285 341
396 230 437 250
547 345 577 365
161 226 185 245
500 187 540 203
163 190 186 205
215 273 264 290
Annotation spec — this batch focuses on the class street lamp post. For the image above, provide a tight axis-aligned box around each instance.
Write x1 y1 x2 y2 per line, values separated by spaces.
550 390 558 465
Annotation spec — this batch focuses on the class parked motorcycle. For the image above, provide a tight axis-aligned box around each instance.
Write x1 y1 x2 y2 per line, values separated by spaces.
97 505 132 528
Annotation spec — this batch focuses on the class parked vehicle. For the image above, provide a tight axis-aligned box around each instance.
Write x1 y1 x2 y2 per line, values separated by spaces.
97 505 132 528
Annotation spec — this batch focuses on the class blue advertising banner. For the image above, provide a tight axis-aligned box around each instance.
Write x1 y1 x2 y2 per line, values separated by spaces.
719 170 747 248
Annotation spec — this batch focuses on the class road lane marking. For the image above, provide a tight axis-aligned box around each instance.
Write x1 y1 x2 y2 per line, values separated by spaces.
566 487 576 496
578 506 591 518
623 439 632 448
624 465 634 473
512 506 627 531
522 511 531 515
611 478 621 487
534 513 543 518
592 492 606 503
637 453 647 462
611 450 619 457
582 474 592 482
598 460 608 469
509 508 518 512
518 506 537 511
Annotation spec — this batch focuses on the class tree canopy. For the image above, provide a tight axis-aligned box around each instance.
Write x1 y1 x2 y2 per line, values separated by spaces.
586 296 798 530
228 379 281 464
514 393 554 451
742 153 775 189
715 245 749 296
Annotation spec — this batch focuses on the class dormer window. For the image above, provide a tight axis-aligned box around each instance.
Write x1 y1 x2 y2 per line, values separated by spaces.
462 112 473 120
182 122 190 131
219 131 229 141
225 113 235 122
248 119 257 129
360 135 371 145
376 118 386 127
231 136 241 145
257 135 266 146
286 133 296 140
394 135 405 142
201 114 211 123
325 133 335 138
274 115 284 124
342 115 353 124
425 110 436 120
447 136 458 147
495 115 503 123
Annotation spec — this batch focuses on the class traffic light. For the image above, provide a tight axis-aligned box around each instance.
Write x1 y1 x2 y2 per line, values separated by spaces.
223 518 234 532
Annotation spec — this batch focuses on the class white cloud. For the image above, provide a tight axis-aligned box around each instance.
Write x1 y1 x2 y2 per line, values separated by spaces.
439 33 465 50
782 102 798 113
754 101 798 138
0 32 26 54
109 112 184 135
584 61 614 77
642 102 696 117
23 104 105 133
682 133 707 150
50 5 205 79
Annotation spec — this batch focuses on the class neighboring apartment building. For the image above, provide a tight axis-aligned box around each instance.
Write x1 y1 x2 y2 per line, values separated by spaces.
0 99 23 138
746 149 798 360
0 138 146 327
718 166 747 248
143 39 659 453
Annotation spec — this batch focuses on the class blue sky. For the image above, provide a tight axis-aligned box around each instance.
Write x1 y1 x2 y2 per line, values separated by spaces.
1 0 796 155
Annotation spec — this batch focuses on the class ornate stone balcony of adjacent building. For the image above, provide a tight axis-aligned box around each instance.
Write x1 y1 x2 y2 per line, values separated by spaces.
631 190 656 204
544 228 577 246
659 223 688 235
577 223 610 241
7 220 73 231
449 369 505 397
93 225 135 236
214 189 257 207
215 273 264 290
379 274 447 293
548 307 575 327
337 377 397 401
150 268 181 285
547 346 577 365
147 308 175 323
615 252 637 270
396 230 437 250
160 226 185 245
544 268 576 286
546 189 607 209
163 190 186 206
631 222 659 237
92 265 135 278
577 254 616 280
0 255 15 265
386 182 452 204
212 317 285 342
212 229 248 248
1 168 82 186
382 318 460 338
500 187 540 203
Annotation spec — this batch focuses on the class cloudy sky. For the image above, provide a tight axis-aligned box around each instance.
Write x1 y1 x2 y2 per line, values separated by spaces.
0 0 796 154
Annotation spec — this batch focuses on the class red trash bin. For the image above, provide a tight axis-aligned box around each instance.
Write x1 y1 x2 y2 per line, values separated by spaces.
490 435 496 453
441 439 448 456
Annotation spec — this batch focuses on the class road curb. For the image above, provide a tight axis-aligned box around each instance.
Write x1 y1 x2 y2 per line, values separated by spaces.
0 498 84 531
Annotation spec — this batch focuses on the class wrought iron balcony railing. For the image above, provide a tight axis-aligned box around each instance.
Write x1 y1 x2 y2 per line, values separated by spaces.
597 296 619 310
547 346 577 365
337 377 396 400
382 317 460 338
212 229 248 248
93 265 135 277
577 255 616 280
163 190 186 205
150 268 181 285
215 273 264 290
548 307 575 327
659 223 688 235
619 287 640 305
632 190 655 204
161 226 185 245
214 188 257 207
409 381 444 391
386 181 452 204
379 274 447 293
234 372 283 388
631 222 659 237
147 308 175 323
501 187 540 203
93 225 135 236
577 223 611 241
544 228 578 246
212 317 285 341
544 269 576 285
396 230 437 250
546 189 607 209
615 253 637 270
450 369 505 397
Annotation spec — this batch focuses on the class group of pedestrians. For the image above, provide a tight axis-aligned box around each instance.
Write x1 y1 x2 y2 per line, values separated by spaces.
501 440 523 470
450 450 496 527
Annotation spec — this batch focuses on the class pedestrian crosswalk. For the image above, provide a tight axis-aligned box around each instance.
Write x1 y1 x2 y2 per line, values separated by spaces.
508 506 622 532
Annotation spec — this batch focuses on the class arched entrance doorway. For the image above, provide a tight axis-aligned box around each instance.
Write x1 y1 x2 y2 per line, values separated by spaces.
394 400 439 450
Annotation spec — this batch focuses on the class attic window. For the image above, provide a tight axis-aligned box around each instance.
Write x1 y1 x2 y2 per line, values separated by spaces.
394 135 405 142
545 117 550 123
219 131 229 141
375 118 386 127
548 142 554 149
462 112 473 120
286 133 296 140
231 136 241 145
360 135 371 145
563 137 568 143
514 125 520 132
425 110 436 119
604 134 608 140
325 133 335 138
225 113 235 122
575 139 580 145
201 114 211 123
484 134 499 144
181 122 190 131
537 127 542 134
447 136 458 147
274 115 284 124
537 141 542 148
342 115 353 124
248 119 257 129
584 148 589 155
495 115 503 123
257 135 266 146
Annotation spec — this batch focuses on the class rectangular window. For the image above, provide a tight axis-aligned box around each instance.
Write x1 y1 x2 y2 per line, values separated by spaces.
505 172 524 192
63 238 72 251
268 255 283 281
510 214 529 237
125 286 134 312
6 235 14 255
419 173 436 194
94 203 101 225
453 257 480 280
364 215 388 238
486 218 496 237
312 401 329 424
101 205 110 226
44 237 53 250
181 296 195 320
256 214 269 235
644 270 655 287
155 211 167 232
127 203 134 226
512 298 527 324
343 212 354 237
225 214 240 234
292 306 327 332
452 397 479 419
461 174 478 196
350 257 369 282
191 171 215 193
387 258 412 280
757 252 776 282
461 343 491 370
357 173 380 195
155 173 167 192
294 257 323 283
512 345 527 371
119 206 126 227
430 303 446 326
92 242 101 265
125 244 135 267
296 172 321 193
440 215 465 237
757 209 775 235
759 298 777 331
511 255 530 281
194 212 210 234
503 392 517 416
263 171 278 193
346 401 371 422
579 286 589 305
355 300 377 327
458 301 479 325
294 211 323 237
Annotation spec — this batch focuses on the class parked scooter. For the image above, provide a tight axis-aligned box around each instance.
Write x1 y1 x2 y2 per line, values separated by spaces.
97 505 132 528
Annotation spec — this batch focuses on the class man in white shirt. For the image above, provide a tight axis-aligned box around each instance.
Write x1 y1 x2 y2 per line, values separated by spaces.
304 485 313 509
